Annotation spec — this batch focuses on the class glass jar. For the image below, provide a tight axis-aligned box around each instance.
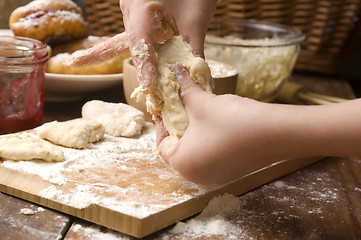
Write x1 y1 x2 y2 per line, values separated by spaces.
0 35 48 134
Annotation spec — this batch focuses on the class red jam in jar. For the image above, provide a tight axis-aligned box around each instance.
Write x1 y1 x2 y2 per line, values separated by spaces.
0 36 48 134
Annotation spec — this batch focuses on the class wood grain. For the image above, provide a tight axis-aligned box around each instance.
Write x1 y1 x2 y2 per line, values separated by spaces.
0 192 72 240
63 156 361 239
0 155 322 238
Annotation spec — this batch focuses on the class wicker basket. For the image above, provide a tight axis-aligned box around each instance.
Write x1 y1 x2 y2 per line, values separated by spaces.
83 0 361 75
83 0 125 35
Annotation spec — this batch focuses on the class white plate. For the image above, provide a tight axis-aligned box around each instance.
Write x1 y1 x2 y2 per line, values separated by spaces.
1 29 124 101
0 29 12 36
45 73 123 102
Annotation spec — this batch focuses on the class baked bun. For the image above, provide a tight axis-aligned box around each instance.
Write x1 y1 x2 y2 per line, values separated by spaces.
47 36 130 75
9 0 89 46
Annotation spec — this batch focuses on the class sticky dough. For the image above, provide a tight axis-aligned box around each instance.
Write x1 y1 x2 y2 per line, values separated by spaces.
132 36 212 154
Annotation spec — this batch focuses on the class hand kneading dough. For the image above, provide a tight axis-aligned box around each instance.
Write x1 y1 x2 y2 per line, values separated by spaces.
82 100 145 137
37 118 104 149
0 132 63 162
132 36 212 153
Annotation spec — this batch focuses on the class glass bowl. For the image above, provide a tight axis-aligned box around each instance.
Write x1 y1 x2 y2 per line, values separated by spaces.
205 19 305 102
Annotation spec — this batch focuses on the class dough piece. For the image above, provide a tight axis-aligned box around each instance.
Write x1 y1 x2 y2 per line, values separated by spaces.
9 0 89 46
0 132 63 162
81 100 145 137
37 118 104 149
132 36 212 153
9 0 84 24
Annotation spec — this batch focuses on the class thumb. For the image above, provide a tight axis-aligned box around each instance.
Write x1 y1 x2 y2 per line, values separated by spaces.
173 65 203 106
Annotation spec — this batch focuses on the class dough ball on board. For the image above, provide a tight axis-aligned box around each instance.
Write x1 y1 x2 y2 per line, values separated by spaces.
37 118 105 149
82 100 146 137
0 132 64 162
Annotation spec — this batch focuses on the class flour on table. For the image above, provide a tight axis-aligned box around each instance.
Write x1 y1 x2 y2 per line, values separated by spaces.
82 100 145 137
20 208 35 215
19 206 45 216
70 223 131 240
1 123 208 219
37 118 105 149
169 193 242 238
66 194 246 240
0 132 64 162
273 180 286 188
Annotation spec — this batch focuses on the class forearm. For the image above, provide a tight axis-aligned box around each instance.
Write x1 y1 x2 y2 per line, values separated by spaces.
268 99 361 159
195 98 361 185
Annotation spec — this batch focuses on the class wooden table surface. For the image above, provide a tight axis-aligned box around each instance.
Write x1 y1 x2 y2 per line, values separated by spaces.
1 74 361 239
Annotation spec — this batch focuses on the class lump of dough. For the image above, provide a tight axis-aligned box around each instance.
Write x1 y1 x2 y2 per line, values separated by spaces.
37 118 104 149
0 132 64 162
132 36 212 154
81 100 145 137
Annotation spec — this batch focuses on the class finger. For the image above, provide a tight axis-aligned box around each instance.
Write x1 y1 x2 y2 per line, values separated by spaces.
154 116 169 147
181 33 205 59
154 8 176 44
68 32 129 66
126 6 174 92
173 65 203 106
177 1 218 58
128 35 156 92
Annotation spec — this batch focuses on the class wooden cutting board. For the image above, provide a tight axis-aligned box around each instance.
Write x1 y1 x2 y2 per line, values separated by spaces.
0 125 323 238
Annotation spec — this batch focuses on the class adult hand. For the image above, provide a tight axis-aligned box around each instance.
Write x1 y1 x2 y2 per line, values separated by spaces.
119 0 218 92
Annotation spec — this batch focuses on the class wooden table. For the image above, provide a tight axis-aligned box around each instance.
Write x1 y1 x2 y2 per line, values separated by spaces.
1 75 361 239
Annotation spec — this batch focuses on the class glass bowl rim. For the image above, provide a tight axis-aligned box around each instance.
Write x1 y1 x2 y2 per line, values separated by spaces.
205 19 305 47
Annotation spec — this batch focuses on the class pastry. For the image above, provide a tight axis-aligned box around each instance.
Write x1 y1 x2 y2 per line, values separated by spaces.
47 51 129 74
9 0 89 46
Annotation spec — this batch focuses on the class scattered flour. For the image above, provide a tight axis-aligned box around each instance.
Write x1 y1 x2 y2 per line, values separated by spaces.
69 223 131 240
19 206 45 216
273 180 286 188
20 208 35 215
1 124 209 219
168 193 244 238
37 206 45 212
67 194 248 240
2 123 355 239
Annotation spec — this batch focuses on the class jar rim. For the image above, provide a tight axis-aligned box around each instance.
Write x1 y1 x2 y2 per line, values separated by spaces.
0 35 49 65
